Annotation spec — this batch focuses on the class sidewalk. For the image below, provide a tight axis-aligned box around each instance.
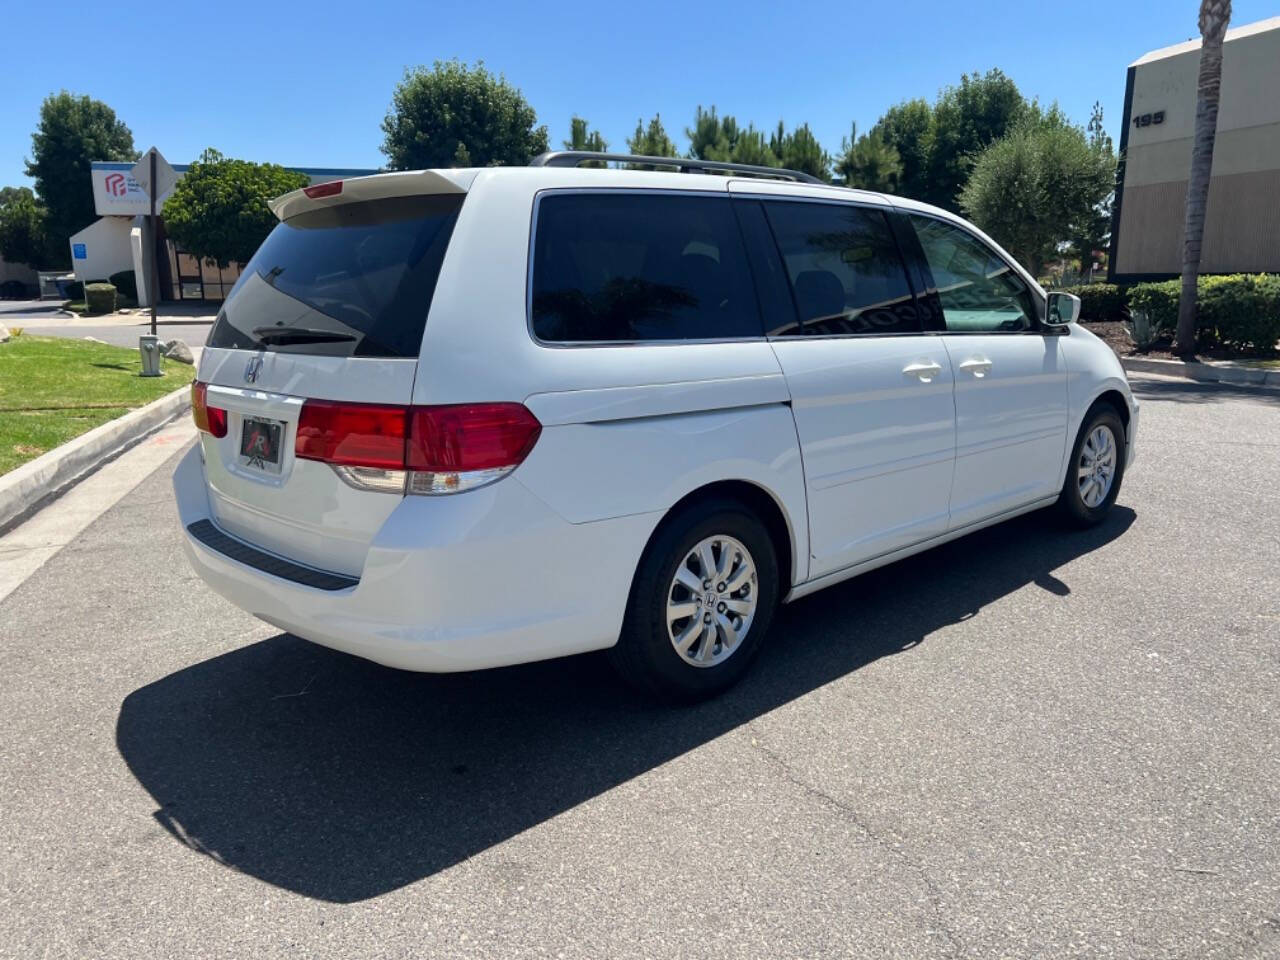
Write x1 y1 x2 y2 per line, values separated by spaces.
16 302 218 327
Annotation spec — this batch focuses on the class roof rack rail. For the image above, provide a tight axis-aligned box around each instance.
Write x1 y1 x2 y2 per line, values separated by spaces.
529 151 826 185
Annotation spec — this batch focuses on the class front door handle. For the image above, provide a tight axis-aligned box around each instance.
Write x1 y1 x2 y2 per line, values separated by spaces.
903 361 943 383
958 357 994 378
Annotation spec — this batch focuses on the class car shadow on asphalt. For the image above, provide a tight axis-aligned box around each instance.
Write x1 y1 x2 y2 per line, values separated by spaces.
1131 377 1280 406
116 506 1135 903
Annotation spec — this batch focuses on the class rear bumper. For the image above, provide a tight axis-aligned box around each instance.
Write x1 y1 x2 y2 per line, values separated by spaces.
173 444 659 672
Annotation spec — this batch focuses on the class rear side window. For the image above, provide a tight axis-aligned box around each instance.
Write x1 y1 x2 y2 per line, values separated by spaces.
762 201 919 336
908 214 1037 333
530 193 762 343
207 194 463 357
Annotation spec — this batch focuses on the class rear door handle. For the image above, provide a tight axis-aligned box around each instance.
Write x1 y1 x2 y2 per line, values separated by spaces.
958 357 993 378
902 361 943 382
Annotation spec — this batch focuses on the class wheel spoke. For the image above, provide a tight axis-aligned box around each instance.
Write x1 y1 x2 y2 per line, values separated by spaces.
674 566 702 594
667 601 699 623
716 545 734 580
723 562 752 594
697 621 717 662
672 618 701 655
724 597 752 616
699 542 718 582
717 613 739 650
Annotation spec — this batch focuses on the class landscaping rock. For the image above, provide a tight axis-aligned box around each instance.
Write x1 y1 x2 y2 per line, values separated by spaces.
0 325 10 343
161 339 194 364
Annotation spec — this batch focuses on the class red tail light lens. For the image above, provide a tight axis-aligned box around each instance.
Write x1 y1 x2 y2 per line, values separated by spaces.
407 404 542 472
303 180 343 199
295 401 408 470
292 400 541 494
191 381 227 438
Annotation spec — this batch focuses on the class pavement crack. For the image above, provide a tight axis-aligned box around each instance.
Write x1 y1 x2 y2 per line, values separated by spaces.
746 727 966 959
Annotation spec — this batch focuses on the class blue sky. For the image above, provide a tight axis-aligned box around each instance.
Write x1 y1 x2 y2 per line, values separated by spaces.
3 0 1277 187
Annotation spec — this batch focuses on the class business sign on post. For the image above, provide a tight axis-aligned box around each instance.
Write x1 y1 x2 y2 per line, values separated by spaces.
90 160 184 216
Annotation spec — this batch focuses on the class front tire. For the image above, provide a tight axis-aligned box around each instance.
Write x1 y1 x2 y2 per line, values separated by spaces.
609 499 779 701
1057 404 1126 528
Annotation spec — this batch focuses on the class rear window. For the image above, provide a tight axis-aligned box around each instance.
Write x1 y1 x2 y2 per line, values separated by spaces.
530 192 762 343
207 194 463 357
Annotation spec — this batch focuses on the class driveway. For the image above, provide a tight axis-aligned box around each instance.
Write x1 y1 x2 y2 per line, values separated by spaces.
2 299 214 350
0 377 1277 959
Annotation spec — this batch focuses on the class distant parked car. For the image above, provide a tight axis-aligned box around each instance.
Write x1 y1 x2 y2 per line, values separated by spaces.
175 152 1138 700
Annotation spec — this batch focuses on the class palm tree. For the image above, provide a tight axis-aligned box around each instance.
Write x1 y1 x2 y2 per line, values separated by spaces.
1175 0 1232 359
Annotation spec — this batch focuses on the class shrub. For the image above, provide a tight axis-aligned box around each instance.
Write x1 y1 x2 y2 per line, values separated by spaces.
1127 274 1280 353
1127 280 1179 339
84 282 117 314
1061 282 1127 321
64 279 84 301
109 269 137 301
1199 274 1280 352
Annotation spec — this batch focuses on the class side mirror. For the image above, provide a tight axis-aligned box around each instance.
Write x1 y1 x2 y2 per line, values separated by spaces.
1045 291 1081 328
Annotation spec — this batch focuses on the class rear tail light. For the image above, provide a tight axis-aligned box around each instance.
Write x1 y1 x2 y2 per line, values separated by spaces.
295 401 406 470
191 382 227 438
294 400 541 495
303 180 343 199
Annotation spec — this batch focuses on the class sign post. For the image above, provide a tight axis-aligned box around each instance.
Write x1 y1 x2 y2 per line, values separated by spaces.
128 147 177 375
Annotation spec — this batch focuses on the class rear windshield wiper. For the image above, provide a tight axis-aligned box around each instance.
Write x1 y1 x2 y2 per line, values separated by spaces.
251 326 357 345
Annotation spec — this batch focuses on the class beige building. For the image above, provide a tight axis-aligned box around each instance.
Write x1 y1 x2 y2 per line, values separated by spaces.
1110 15 1280 281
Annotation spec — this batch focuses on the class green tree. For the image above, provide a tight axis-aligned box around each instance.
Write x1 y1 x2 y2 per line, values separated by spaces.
162 149 309 267
959 111 1116 275
927 69 1028 210
625 114 679 168
0 186 52 268
1176 0 1232 358
769 122 830 181
24 92 136 267
564 116 608 153
381 60 549 170
834 123 903 192
686 106 778 168
564 116 609 167
1065 101 1116 277
874 99 935 201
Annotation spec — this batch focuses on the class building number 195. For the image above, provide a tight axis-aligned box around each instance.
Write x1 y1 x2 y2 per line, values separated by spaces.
1132 110 1165 128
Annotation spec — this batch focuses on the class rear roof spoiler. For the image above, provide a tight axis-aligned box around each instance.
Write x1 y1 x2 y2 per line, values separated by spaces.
269 169 475 221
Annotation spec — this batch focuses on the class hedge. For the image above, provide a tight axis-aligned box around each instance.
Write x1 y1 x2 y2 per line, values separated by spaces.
109 269 138 302
84 282 117 315
1129 274 1280 353
65 280 84 301
1060 283 1127 321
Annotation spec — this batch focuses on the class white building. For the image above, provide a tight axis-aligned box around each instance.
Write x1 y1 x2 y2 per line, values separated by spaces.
1110 16 1280 281
70 159 375 304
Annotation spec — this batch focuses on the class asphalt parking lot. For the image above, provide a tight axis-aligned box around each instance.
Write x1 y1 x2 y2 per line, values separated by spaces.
1 376 1277 959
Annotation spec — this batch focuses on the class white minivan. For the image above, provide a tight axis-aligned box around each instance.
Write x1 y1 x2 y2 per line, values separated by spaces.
175 152 1138 700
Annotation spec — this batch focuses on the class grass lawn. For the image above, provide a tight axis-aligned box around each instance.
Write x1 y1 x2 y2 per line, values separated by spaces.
0 335 194 475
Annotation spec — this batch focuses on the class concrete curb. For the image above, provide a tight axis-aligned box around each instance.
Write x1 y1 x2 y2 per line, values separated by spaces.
0 385 191 532
1122 356 1280 390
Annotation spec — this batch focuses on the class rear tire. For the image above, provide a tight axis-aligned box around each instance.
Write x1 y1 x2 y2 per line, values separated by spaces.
1057 404 1126 528
608 498 779 702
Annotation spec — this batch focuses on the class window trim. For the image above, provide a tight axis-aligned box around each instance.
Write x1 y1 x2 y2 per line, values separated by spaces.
524 187 769 349
896 208 1053 337
733 192 932 341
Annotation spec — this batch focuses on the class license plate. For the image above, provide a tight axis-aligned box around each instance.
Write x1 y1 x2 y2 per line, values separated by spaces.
239 416 285 474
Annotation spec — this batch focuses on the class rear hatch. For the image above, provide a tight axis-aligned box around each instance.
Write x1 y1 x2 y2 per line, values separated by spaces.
195 179 466 578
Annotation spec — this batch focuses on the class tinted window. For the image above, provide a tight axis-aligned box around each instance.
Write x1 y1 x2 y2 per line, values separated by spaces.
208 194 463 357
762 201 918 336
530 193 761 343
909 215 1037 333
